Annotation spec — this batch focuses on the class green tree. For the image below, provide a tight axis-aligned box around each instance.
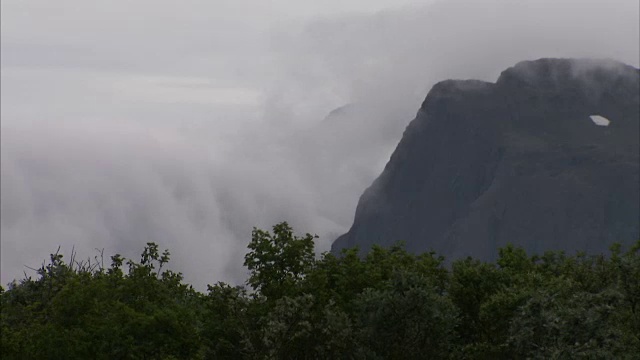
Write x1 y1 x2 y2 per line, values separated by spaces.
2 223 639 359
244 222 316 300
448 256 504 350
355 270 458 359
0 244 204 359
202 282 256 359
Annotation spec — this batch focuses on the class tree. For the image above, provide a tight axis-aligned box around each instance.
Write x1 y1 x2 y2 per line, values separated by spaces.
0 243 204 359
244 222 316 300
355 270 458 359
2 224 639 359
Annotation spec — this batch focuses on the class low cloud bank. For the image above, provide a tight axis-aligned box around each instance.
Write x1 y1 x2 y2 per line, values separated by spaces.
2 0 638 289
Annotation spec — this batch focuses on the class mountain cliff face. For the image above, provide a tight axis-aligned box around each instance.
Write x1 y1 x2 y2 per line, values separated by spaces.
332 58 640 260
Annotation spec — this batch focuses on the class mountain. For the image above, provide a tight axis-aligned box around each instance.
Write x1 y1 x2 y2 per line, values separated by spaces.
332 58 640 260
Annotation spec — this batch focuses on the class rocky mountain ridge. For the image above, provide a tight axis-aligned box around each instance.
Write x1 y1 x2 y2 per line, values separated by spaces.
332 58 640 260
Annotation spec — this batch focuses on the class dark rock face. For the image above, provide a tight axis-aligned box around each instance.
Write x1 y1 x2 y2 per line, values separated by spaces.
332 58 640 260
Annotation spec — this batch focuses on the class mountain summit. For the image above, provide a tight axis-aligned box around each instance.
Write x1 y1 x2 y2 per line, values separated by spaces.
332 58 640 260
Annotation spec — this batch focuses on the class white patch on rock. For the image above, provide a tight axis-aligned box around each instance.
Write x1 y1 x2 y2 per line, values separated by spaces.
589 115 610 126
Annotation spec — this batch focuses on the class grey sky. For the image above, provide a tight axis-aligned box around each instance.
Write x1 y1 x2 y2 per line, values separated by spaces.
1 0 638 289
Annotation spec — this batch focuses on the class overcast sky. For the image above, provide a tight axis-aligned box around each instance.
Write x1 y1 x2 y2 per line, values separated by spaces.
2 0 638 289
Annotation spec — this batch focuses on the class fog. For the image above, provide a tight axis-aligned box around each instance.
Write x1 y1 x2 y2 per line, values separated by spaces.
2 0 638 289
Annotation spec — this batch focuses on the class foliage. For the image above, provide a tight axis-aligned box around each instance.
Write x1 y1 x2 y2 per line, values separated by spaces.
0 244 203 359
244 222 316 300
2 222 638 359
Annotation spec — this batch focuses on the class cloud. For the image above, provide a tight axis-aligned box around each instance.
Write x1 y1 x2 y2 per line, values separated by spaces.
1 0 638 289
